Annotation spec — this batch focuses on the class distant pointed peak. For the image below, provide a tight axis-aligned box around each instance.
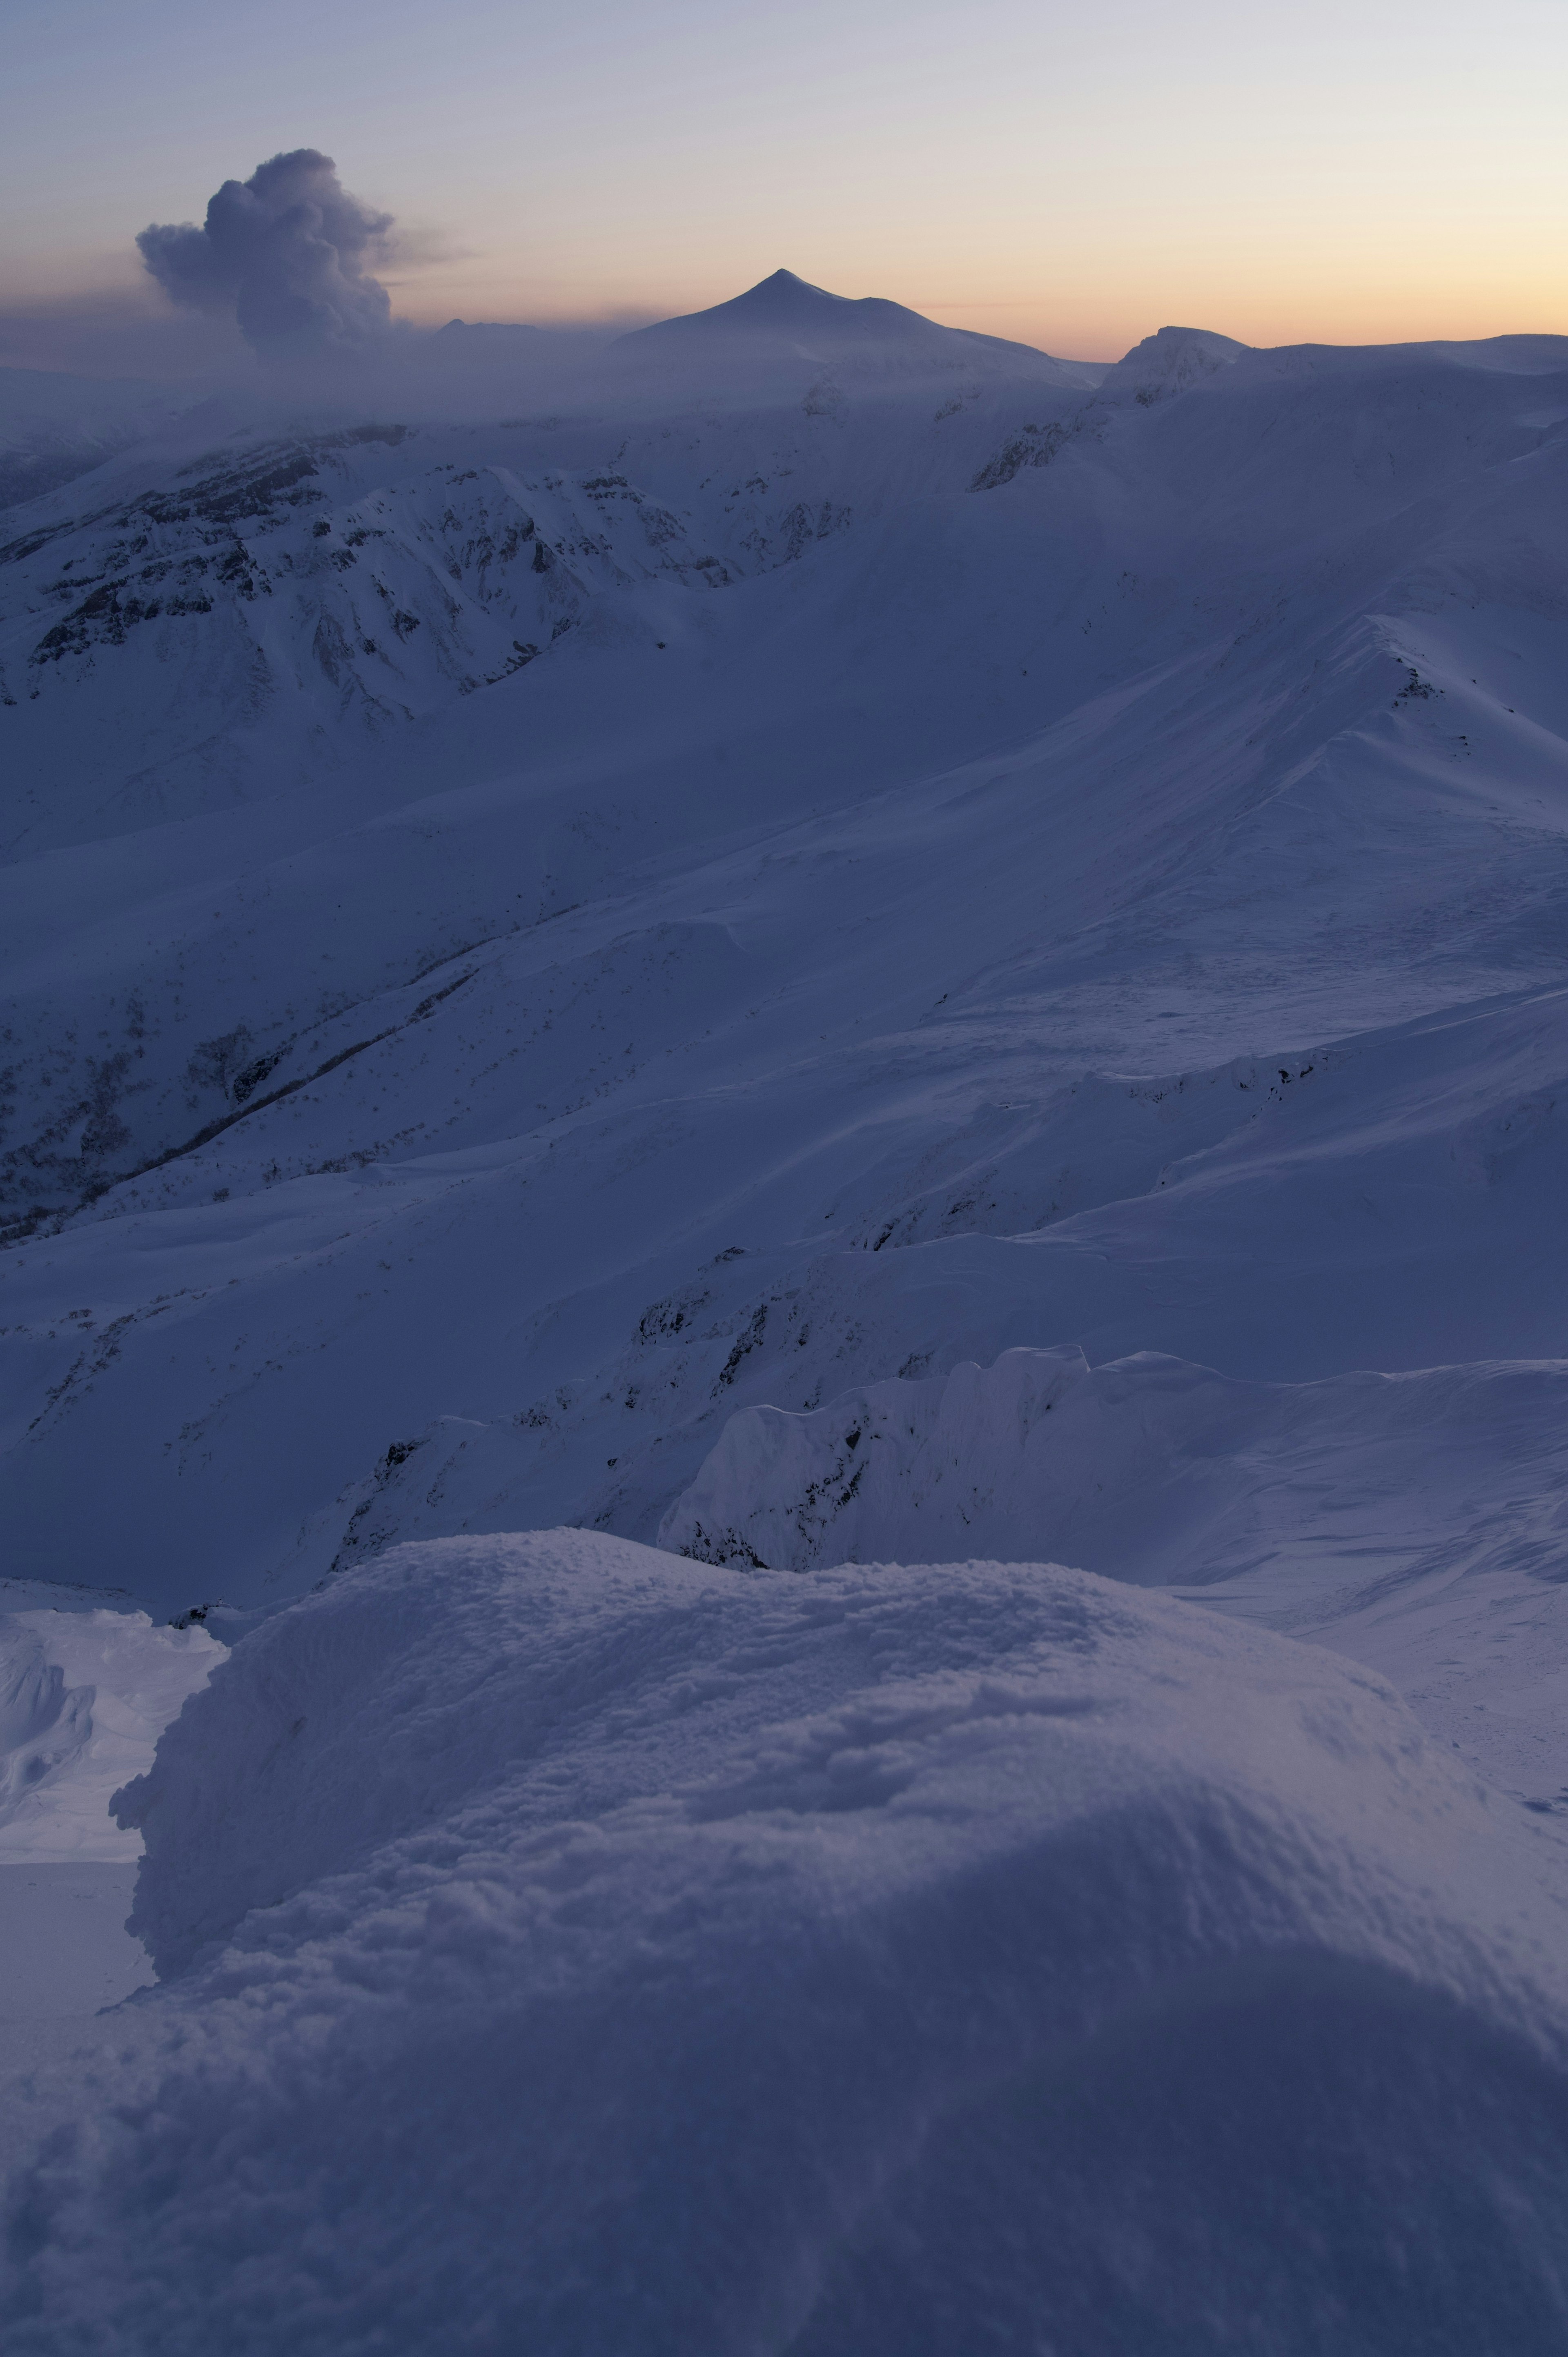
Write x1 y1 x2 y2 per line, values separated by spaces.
748 269 847 302
614 270 1071 372
621 270 920 346
722 270 858 315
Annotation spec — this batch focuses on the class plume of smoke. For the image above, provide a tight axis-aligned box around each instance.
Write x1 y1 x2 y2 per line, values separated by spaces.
138 150 393 351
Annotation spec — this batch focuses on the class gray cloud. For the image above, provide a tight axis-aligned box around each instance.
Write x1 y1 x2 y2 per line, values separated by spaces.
138 150 393 351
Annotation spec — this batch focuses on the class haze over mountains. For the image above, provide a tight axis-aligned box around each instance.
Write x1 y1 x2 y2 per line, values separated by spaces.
4 265 1568 2346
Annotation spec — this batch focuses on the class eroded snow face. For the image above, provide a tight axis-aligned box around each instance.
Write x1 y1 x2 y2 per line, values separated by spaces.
3 1528 1564 2351
0 1606 224 1860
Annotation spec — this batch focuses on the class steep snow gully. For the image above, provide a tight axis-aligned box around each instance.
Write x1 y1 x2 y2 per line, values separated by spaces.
3 277 1568 2346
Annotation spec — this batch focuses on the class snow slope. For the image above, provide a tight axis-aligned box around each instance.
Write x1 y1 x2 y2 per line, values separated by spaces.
617 264 1101 379
0 368 188 513
0 1603 223 1860
661 1345 1568 1795
4 282 1568 2341
0 283 1566 1791
4 1527 1567 2353
0 1594 225 2101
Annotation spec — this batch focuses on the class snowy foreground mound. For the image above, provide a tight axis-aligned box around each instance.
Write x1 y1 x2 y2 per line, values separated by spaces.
7 1530 1568 2353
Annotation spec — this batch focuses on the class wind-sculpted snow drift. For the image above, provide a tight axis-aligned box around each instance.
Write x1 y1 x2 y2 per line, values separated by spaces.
0 1529 1564 2353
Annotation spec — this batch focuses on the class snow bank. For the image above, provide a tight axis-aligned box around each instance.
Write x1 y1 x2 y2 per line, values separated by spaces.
0 1608 224 1861
6 1528 1566 2351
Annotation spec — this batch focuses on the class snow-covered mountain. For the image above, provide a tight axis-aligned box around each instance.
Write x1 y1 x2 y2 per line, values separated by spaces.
0 366 192 511
0 291 1564 1629
5 268 1568 2349
618 263 1101 375
3 290 1566 1769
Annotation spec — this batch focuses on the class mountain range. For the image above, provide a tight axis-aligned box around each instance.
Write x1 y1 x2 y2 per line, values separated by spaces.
4 265 1568 2349
3 278 1565 1771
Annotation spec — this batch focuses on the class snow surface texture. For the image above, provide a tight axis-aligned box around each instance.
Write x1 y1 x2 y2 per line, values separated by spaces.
0 1527 1563 2353
0 1863 149 2021
0 1601 225 2165
0 1606 223 1860
661 1345 1568 1795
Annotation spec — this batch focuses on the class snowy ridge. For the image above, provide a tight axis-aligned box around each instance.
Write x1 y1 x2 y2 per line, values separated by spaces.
4 275 1568 2346
1 297 1567 1751
1 1530 1564 2349
663 1345 1568 1592
660 1345 1568 1795
0 416 844 867
0 367 189 513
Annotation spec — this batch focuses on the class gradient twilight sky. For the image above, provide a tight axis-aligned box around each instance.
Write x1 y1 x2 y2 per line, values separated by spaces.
2 0 1564 364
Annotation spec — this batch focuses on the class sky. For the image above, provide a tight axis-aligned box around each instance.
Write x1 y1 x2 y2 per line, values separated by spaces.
1 0 1564 372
